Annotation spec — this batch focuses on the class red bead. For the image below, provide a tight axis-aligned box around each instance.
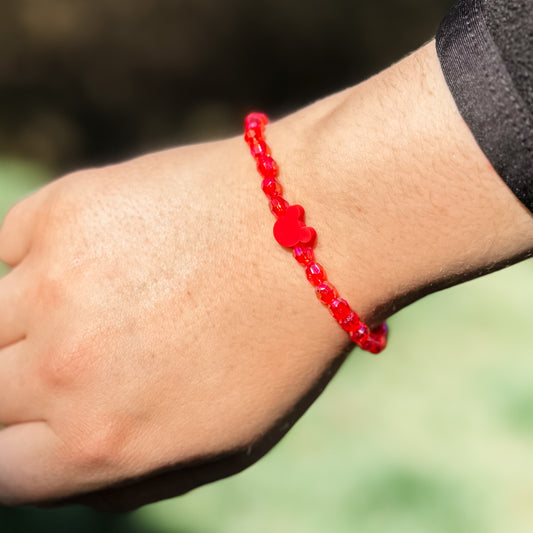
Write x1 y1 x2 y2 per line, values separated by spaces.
250 140 270 159
245 113 268 129
359 323 388 354
350 323 369 344
305 263 326 286
371 323 389 340
244 127 263 145
340 311 360 332
315 282 338 305
269 195 289 217
330 298 351 322
293 246 315 265
257 156 279 179
360 335 386 354
261 177 282 197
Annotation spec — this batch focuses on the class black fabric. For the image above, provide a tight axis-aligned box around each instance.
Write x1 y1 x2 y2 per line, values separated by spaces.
485 1 533 114
436 0 533 213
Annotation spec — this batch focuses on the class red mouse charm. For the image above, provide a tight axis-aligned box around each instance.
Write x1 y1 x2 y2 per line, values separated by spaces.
273 204 317 248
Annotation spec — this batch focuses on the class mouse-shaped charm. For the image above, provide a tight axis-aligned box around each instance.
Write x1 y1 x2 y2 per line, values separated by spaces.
273 204 316 248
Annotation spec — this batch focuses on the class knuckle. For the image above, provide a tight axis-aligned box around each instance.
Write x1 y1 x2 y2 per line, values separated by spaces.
33 274 67 311
0 201 24 232
1 189 47 236
38 339 94 389
66 421 125 471
0 203 30 262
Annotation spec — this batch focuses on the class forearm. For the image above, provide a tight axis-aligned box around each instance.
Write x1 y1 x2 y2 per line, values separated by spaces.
265 40 533 327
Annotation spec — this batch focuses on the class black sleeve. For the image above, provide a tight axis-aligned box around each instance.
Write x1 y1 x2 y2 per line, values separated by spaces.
436 0 533 213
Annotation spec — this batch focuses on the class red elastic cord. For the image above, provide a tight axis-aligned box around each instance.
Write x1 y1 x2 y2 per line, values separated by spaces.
244 112 388 354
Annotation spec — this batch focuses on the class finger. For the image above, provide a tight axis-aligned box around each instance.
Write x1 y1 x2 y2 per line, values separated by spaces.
0 189 48 267
0 340 43 425
0 269 29 349
0 422 66 505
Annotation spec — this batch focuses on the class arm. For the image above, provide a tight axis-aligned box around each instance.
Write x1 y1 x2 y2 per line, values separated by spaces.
0 40 531 510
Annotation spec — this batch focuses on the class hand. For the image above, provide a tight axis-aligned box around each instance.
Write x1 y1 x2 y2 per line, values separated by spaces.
0 132 358 510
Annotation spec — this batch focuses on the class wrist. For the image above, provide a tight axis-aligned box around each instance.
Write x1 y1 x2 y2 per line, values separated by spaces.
266 40 533 324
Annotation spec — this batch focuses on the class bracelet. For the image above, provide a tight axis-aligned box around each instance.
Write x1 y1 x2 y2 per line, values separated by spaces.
244 112 388 354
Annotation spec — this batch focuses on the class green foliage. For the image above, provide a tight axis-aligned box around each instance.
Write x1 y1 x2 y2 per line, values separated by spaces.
0 159 51 212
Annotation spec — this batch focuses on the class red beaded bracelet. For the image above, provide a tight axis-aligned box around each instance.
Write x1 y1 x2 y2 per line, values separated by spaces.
244 112 388 354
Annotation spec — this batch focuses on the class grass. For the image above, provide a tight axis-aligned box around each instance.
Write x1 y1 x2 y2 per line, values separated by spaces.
2 158 533 532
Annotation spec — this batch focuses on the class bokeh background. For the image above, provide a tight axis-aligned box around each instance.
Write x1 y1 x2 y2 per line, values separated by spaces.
2 0 533 532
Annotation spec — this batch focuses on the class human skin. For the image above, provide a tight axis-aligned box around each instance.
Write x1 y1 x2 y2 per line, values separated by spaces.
0 40 532 510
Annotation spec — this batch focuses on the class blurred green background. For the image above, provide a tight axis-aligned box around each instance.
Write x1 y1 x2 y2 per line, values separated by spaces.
2 1 533 532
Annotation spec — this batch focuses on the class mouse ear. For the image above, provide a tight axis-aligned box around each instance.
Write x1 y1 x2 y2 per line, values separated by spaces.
289 204 305 219
301 226 317 247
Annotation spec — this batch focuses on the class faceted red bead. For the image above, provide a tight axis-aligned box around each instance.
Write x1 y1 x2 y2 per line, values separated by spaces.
257 156 279 179
293 246 315 265
305 263 326 286
340 311 360 332
250 140 270 159
269 195 289 217
359 323 388 354
329 298 351 322
349 323 369 344
370 323 389 340
244 126 263 145
360 335 386 355
315 282 338 305
245 113 268 129
261 177 282 197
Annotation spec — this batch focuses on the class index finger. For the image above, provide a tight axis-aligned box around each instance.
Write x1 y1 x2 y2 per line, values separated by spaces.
0 189 48 268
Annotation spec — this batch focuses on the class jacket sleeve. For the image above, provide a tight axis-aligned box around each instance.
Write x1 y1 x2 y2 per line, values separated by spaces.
436 0 533 213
